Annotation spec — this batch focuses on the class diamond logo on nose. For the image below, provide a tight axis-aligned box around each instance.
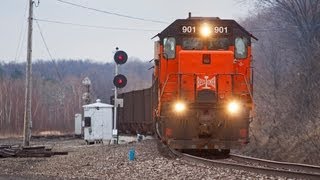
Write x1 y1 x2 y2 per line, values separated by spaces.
197 76 216 89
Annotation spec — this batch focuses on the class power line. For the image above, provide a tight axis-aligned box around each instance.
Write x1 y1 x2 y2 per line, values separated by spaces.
34 18 159 32
34 18 63 81
249 28 291 33
14 0 29 62
35 18 320 34
35 19 54 60
17 28 28 62
249 23 320 33
56 0 168 24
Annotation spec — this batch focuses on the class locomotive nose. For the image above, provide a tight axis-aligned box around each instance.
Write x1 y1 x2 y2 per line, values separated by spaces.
179 50 234 74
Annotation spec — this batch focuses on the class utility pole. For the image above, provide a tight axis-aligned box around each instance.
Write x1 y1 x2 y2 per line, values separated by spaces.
23 0 34 146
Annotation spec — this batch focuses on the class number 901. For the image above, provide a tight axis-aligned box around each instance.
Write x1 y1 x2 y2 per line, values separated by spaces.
182 26 196 33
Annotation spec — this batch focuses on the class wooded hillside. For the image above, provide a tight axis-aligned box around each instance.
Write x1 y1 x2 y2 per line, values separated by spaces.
241 0 320 165
0 59 152 136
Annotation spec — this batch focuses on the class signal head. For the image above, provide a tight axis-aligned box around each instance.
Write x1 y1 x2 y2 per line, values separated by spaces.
114 50 128 65
113 74 127 88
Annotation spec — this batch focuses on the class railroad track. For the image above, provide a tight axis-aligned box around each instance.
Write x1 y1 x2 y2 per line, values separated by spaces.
230 154 320 175
155 122 320 179
166 148 320 180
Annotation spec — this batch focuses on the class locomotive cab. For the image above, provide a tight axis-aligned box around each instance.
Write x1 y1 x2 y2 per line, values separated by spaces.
153 15 256 153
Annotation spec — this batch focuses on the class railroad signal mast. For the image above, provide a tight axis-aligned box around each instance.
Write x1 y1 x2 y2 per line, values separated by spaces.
113 48 128 144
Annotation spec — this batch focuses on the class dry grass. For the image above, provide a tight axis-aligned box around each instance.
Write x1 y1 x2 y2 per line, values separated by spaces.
0 134 22 139
0 131 72 139
37 131 64 136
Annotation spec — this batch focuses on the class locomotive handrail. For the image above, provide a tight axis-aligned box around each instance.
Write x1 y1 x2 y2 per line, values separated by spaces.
160 73 253 102
160 73 193 99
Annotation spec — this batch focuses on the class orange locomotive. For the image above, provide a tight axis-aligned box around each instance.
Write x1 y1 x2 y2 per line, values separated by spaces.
153 14 256 154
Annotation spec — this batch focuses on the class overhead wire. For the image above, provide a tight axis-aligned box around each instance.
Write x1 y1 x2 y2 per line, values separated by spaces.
16 28 28 63
249 28 291 33
34 18 320 34
34 17 63 81
248 23 320 33
55 0 168 24
14 0 29 62
34 18 159 32
34 18 318 34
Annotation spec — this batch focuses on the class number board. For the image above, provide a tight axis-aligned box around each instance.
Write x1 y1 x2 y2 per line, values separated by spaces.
180 25 231 35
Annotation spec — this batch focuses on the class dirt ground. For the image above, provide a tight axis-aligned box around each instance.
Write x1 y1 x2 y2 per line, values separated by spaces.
0 137 286 180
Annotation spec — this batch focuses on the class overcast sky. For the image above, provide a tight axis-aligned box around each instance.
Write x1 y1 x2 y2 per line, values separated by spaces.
1 0 254 63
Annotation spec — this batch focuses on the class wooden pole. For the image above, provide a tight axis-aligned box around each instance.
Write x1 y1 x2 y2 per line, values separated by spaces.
23 0 34 146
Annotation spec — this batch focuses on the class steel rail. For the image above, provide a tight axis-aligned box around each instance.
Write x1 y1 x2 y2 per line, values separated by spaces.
157 123 320 179
230 153 320 174
156 124 320 180
179 152 320 180
156 119 318 179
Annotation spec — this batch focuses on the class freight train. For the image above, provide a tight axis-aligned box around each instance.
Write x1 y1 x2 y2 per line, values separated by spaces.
115 14 256 154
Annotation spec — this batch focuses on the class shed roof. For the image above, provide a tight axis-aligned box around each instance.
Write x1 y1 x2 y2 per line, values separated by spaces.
83 99 113 108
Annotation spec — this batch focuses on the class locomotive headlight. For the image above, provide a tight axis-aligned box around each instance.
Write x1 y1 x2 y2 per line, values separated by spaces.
200 23 212 37
227 101 241 115
174 101 186 113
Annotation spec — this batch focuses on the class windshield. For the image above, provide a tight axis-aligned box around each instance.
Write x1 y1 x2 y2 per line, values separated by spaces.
182 37 230 50
208 38 229 50
163 37 176 59
182 38 203 50
235 37 248 59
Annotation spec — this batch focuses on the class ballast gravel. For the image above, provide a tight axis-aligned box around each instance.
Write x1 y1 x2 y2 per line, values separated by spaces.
0 137 291 179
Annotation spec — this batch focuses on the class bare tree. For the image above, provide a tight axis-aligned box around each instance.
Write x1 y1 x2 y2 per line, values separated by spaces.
242 0 320 164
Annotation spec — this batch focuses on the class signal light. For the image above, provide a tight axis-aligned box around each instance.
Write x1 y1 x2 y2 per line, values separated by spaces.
114 50 128 65
113 74 127 88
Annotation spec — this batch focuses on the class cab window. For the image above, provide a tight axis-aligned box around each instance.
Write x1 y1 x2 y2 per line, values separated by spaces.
163 37 176 59
182 38 203 50
235 37 248 59
208 38 229 50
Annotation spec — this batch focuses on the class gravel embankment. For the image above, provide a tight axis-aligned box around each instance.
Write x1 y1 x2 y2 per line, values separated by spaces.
0 138 291 179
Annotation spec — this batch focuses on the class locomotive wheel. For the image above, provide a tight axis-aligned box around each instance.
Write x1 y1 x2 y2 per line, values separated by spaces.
206 149 230 158
221 149 230 156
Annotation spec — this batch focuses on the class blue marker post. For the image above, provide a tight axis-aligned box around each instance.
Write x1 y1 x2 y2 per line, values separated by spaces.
128 148 135 161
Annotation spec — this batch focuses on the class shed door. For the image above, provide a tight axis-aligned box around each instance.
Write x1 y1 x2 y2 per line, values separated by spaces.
93 109 112 140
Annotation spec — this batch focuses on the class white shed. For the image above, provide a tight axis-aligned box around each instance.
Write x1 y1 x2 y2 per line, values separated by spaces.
83 99 113 144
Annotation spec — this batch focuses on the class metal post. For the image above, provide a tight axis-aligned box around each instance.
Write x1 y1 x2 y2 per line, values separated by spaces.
23 0 34 147
113 48 119 144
